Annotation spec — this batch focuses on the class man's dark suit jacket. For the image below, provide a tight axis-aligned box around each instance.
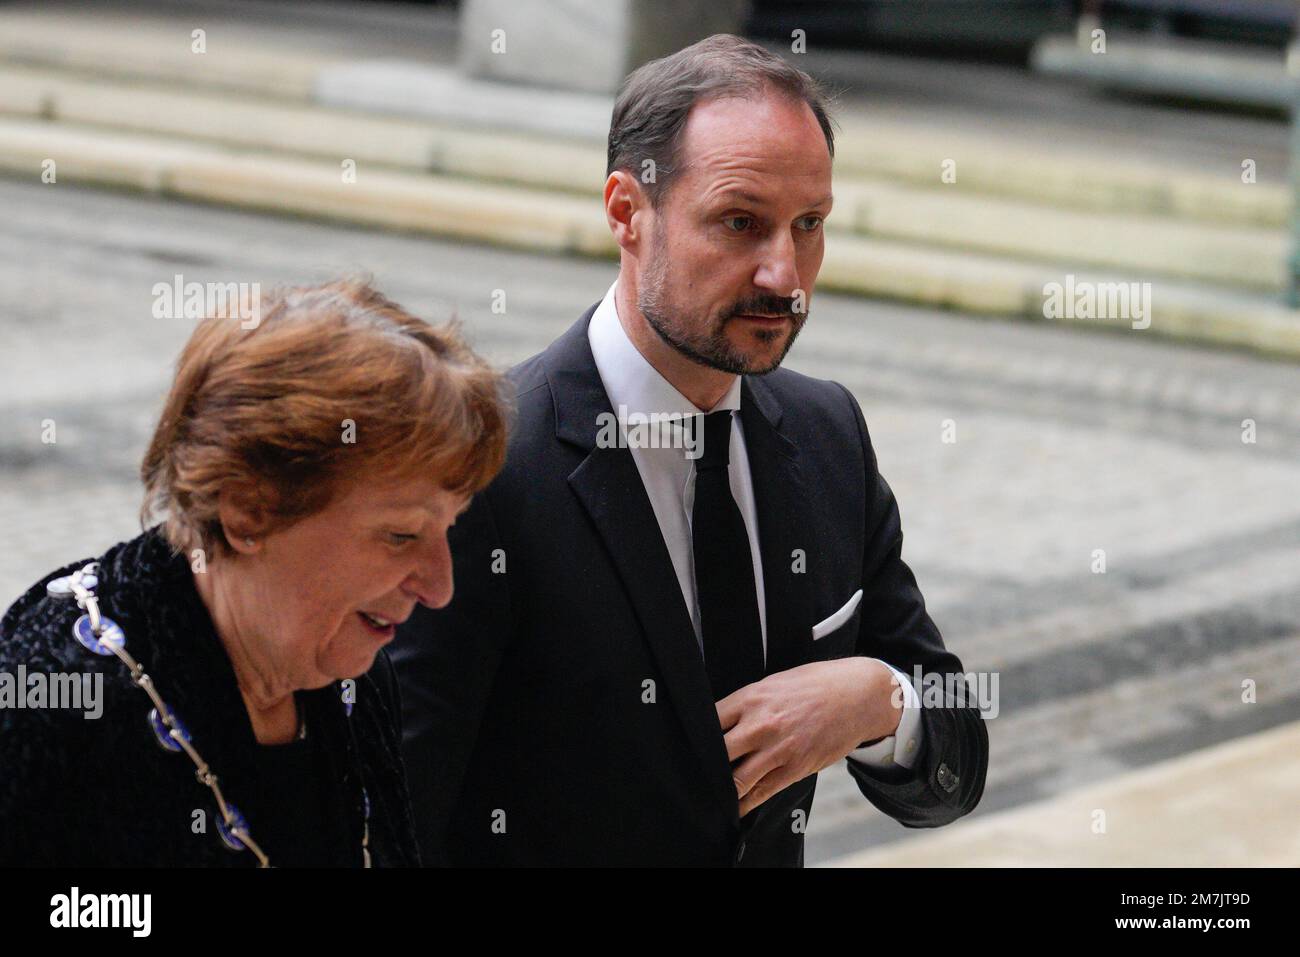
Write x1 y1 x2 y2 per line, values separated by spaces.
388 302 989 866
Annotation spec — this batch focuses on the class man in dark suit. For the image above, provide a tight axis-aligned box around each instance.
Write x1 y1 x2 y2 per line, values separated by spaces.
389 34 988 866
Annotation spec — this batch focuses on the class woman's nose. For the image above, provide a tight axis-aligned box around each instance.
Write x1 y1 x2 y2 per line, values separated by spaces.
407 535 455 609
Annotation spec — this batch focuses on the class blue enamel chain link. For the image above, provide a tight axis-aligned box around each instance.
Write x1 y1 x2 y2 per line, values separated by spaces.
47 561 372 868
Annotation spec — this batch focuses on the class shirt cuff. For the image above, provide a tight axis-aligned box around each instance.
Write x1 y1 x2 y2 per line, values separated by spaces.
846 660 924 771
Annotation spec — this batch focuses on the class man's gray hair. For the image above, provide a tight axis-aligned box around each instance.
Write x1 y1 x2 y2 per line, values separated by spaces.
606 33 836 205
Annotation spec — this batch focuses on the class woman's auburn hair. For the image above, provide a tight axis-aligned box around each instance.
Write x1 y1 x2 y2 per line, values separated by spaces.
140 278 511 557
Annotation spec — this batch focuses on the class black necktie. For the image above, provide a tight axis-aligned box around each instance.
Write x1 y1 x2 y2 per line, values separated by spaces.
692 410 765 701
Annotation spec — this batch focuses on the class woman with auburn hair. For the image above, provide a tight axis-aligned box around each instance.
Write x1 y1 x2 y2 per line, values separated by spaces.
0 279 510 867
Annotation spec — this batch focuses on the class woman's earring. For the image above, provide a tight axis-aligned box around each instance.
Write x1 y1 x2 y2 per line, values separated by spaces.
244 538 255 548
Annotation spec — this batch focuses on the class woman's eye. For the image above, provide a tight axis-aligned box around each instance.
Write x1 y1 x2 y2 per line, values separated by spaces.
388 532 419 544
723 216 753 232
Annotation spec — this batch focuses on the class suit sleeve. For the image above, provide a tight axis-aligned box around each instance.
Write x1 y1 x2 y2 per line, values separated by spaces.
386 488 514 865
834 382 989 828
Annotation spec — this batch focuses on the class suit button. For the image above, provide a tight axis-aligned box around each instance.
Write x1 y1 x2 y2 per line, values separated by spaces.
735 840 747 864
936 762 960 793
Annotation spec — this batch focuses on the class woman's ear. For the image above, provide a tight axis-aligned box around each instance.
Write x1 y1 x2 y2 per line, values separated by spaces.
216 482 273 554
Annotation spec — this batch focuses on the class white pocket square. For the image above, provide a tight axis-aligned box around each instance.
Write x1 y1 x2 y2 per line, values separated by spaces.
811 589 863 640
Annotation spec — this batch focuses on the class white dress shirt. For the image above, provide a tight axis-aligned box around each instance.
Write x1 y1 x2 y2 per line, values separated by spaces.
587 281 924 772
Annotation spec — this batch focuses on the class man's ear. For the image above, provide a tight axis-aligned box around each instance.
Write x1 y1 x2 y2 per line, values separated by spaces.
216 481 274 554
604 170 650 254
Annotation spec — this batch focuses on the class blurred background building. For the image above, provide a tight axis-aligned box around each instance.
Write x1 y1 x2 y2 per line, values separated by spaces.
0 0 1297 866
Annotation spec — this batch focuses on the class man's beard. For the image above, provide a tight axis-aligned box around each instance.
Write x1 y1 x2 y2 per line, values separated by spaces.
637 233 807 376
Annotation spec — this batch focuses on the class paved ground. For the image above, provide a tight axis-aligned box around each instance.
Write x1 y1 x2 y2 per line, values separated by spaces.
827 719 1300 867
2 180 1298 863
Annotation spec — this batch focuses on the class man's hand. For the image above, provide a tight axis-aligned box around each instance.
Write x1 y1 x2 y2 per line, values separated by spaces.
718 657 903 817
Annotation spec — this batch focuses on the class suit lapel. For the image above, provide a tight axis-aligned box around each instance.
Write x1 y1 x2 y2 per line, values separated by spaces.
545 311 740 828
741 376 816 675
733 376 819 839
